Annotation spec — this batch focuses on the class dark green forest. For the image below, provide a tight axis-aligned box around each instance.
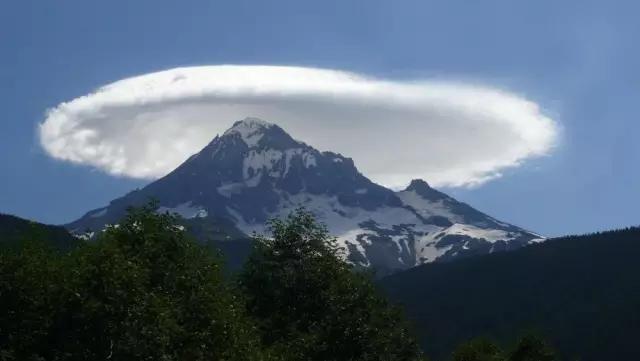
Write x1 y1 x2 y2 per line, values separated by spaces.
0 214 80 252
2 207 634 360
381 227 640 361
1 207 426 360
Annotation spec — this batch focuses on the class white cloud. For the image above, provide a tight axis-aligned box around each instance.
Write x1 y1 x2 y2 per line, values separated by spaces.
39 65 558 188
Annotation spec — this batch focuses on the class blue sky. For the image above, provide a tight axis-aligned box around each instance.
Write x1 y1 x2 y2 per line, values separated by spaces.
1 0 638 236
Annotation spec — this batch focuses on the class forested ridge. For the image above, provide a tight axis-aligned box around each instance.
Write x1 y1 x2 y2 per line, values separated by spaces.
381 227 640 361
0 213 79 251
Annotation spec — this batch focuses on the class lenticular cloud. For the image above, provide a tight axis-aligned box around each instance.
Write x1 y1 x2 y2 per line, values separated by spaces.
39 65 558 188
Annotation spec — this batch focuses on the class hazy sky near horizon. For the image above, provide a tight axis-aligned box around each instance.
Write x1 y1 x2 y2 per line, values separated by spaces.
1 0 638 236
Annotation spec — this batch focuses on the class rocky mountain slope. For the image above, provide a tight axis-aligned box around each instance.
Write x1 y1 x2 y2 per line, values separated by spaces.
68 117 542 274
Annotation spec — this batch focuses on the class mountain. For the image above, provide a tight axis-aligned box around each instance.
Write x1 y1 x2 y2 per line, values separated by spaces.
0 213 79 251
67 117 542 275
379 227 640 361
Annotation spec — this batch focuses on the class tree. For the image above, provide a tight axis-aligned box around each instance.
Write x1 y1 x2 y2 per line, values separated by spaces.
0 239 64 361
450 338 505 361
0 204 265 361
449 335 558 361
508 335 556 361
239 208 425 361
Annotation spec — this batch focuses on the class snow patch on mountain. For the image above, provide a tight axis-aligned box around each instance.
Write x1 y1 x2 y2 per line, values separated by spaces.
439 223 511 243
240 147 319 185
227 191 460 267
158 202 208 219
217 182 245 198
223 117 273 147
396 189 459 221
243 149 283 180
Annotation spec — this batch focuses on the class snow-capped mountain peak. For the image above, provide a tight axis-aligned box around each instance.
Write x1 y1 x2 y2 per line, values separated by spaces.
68 117 543 276
215 117 301 151
223 117 276 147
403 179 449 202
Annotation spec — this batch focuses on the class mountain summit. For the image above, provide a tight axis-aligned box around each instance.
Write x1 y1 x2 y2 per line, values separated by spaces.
68 117 542 275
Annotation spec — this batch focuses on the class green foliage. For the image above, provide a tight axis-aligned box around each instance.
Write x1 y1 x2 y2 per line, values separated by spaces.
451 338 504 361
380 228 640 361
0 205 573 361
508 335 556 361
450 335 557 361
239 208 425 361
0 213 80 252
0 239 65 361
0 204 264 361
